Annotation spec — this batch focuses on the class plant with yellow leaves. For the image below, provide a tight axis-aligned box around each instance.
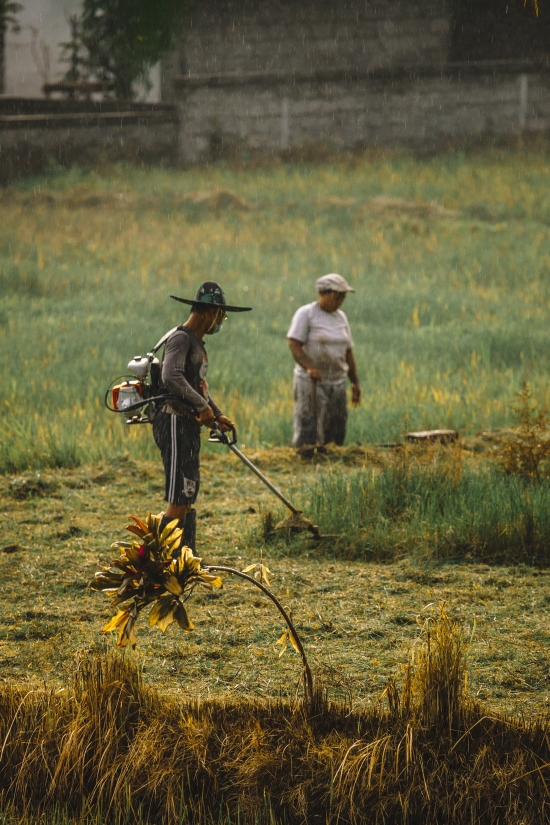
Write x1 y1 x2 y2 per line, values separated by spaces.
90 513 222 648
91 514 313 703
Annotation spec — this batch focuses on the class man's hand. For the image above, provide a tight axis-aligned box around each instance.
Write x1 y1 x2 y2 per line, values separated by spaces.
307 368 323 383
351 382 361 407
196 405 217 427
215 414 234 433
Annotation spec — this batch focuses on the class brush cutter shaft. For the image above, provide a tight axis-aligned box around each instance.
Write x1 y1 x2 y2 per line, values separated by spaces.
227 444 299 515
211 426 323 538
210 424 301 515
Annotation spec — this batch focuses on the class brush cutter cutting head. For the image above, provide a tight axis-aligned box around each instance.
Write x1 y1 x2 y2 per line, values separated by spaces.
274 512 322 540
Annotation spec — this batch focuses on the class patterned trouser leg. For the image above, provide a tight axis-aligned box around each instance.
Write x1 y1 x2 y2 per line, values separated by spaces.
153 411 201 505
292 375 348 447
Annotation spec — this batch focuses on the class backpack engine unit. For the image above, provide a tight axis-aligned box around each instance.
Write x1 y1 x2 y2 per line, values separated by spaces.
104 327 182 425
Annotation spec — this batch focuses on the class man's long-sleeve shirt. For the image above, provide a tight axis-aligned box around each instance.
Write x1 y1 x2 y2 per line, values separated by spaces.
159 326 222 420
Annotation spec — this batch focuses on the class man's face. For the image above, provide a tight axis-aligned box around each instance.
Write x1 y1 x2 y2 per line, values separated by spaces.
205 306 227 334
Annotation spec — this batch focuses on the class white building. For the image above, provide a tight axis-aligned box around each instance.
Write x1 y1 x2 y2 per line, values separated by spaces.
4 0 80 96
4 0 160 99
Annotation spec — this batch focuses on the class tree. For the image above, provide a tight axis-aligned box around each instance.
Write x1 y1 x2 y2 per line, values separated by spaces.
70 0 187 99
0 0 22 95
59 14 90 93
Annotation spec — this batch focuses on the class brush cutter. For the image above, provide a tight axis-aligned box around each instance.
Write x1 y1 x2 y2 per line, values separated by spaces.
103 347 327 538
208 424 326 540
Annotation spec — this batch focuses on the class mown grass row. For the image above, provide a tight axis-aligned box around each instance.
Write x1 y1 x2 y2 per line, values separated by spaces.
0 610 548 824
3 148 550 470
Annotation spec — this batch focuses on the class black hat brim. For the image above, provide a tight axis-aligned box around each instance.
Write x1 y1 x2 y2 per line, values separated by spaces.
170 295 252 312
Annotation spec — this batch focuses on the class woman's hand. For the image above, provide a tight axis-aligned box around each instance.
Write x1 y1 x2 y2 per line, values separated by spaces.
288 339 321 382
351 383 361 407
307 367 322 383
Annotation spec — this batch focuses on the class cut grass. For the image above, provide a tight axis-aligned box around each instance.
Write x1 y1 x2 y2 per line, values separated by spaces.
3 148 550 469
1 448 550 718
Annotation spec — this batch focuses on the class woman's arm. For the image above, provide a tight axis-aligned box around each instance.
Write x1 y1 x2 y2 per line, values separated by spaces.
288 338 322 382
346 349 361 406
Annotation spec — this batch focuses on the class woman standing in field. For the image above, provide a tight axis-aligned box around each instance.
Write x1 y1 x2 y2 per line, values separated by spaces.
287 273 361 457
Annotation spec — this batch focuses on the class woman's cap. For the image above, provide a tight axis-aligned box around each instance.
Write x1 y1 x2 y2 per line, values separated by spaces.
170 281 252 312
315 273 355 293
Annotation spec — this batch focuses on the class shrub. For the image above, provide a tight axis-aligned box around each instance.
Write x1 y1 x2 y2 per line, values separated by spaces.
497 383 550 481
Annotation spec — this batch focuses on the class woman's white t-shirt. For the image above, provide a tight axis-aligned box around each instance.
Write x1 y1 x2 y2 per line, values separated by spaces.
287 301 354 383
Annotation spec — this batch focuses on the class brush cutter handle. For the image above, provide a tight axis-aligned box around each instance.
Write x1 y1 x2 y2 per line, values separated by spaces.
208 424 238 446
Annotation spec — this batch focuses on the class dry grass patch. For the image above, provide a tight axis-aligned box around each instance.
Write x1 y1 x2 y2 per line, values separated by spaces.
0 610 549 824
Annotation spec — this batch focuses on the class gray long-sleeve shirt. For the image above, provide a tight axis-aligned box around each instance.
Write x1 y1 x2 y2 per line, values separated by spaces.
159 326 222 420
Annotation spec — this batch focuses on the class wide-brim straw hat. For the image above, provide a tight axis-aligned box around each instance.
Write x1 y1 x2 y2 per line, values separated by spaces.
171 281 252 312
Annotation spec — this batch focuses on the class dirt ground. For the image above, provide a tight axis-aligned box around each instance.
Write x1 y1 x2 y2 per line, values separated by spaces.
0 445 549 717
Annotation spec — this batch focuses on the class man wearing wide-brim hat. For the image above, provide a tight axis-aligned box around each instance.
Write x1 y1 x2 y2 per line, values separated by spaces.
287 273 361 457
154 281 251 548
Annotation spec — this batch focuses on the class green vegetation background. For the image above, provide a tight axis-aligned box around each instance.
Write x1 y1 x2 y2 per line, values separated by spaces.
2 149 550 471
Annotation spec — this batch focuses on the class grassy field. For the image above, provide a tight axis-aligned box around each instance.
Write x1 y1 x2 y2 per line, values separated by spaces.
1 619 549 825
303 441 550 562
1 449 550 823
2 445 550 718
3 149 550 822
2 148 550 470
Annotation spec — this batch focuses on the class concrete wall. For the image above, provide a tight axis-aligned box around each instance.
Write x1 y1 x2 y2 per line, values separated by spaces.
180 0 450 76
0 100 178 181
162 0 451 105
169 0 550 162
176 72 550 163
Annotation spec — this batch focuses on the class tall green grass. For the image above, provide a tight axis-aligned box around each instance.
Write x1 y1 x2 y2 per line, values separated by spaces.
298 449 550 562
3 148 550 470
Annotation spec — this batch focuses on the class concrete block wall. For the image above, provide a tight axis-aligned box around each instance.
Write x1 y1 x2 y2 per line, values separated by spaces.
0 100 179 181
179 0 450 76
161 0 450 101
177 73 550 163
169 0 550 162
